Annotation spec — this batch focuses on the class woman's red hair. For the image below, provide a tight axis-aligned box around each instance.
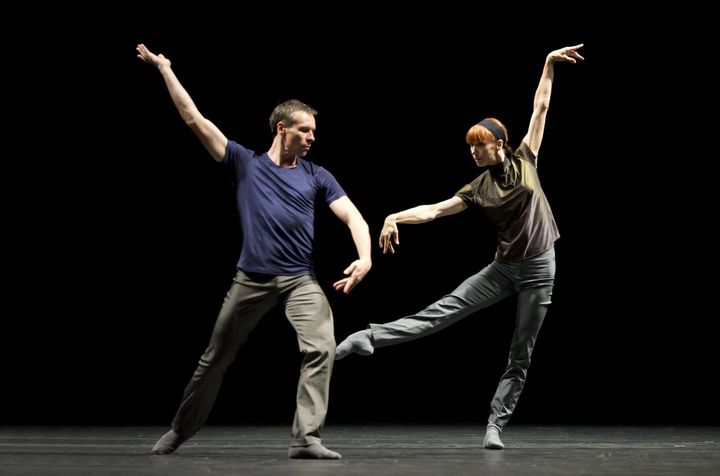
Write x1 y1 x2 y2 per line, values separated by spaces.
465 118 508 145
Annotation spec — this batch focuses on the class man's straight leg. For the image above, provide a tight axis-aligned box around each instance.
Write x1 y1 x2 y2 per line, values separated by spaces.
281 274 339 458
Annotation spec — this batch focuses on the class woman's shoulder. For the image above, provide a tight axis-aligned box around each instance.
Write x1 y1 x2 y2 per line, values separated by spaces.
513 142 538 167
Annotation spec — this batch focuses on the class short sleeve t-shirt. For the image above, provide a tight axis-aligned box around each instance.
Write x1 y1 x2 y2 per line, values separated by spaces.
455 142 559 262
223 141 346 275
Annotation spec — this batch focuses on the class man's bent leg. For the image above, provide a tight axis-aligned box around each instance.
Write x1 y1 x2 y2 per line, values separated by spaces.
154 271 277 454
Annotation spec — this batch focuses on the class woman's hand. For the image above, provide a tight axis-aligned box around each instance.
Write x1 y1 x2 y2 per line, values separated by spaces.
547 44 585 64
379 216 400 254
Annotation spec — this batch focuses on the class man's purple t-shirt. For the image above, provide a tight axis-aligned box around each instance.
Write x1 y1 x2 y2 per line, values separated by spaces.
223 141 346 275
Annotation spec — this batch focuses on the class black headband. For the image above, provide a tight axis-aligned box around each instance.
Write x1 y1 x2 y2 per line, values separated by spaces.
477 119 507 143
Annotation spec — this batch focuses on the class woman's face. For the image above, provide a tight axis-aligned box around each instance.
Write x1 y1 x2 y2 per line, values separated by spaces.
469 140 502 167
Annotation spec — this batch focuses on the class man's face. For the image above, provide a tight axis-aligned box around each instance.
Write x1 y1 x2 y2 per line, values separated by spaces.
282 111 316 157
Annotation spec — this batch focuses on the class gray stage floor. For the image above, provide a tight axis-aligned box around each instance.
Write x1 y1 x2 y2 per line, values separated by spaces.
1 425 719 475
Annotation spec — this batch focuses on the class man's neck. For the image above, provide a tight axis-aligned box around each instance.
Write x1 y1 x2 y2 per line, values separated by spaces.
267 139 298 168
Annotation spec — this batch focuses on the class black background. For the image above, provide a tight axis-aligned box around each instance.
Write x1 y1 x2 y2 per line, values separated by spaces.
10 3 717 427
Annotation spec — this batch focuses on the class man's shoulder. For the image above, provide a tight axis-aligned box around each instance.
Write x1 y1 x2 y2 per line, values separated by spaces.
227 140 261 157
298 159 331 177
